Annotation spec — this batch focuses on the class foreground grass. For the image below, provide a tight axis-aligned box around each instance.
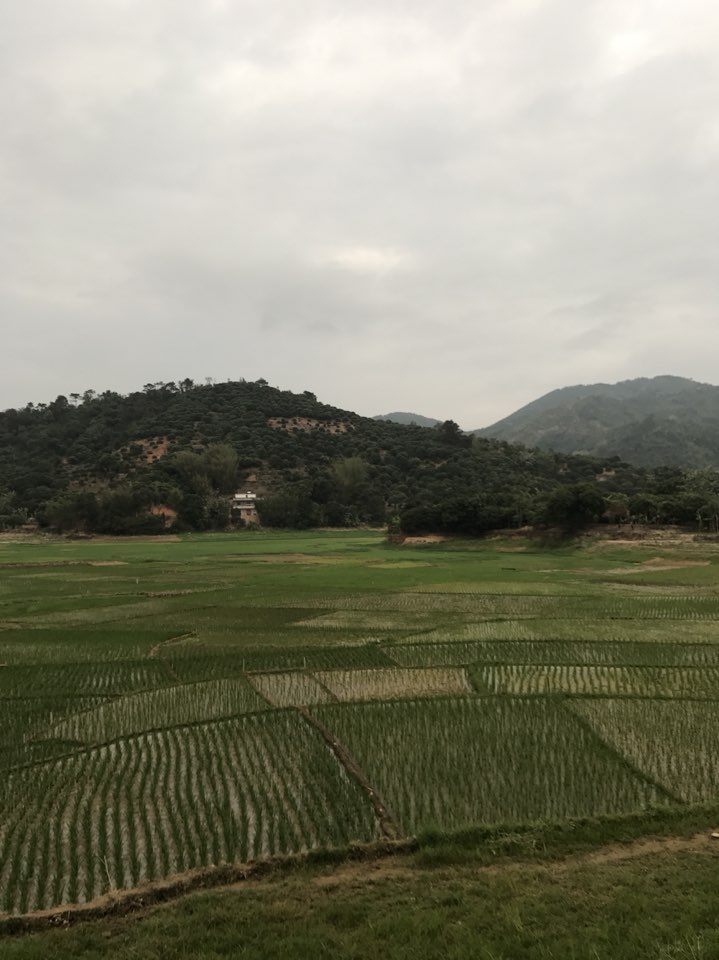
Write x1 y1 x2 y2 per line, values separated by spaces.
3 838 719 960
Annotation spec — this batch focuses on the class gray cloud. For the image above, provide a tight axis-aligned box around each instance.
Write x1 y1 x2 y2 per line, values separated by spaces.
2 0 719 427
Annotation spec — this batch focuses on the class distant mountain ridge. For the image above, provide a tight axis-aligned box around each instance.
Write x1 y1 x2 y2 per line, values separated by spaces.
476 375 719 467
1 378 626 535
374 412 441 428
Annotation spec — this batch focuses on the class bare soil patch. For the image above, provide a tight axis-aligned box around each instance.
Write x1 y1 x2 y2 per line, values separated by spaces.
133 436 170 464
642 556 710 570
253 554 347 565
588 529 704 548
401 535 448 545
89 534 181 543
607 556 712 575
579 832 711 865
267 416 352 434
315 832 715 888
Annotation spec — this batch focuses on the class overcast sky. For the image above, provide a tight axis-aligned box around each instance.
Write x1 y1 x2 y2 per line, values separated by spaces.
3 0 719 428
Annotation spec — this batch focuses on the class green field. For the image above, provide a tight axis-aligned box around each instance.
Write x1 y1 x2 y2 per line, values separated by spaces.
2 529 719 921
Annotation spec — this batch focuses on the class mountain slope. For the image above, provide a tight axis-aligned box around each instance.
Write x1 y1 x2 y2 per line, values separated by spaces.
374 412 441 428
0 378 631 534
477 376 719 467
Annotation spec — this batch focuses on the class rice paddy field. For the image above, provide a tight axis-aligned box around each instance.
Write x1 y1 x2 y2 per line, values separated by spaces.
2 528 719 917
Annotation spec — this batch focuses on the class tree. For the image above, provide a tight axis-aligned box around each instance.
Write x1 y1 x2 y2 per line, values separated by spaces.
331 457 369 504
204 444 239 494
436 420 469 446
541 484 605 533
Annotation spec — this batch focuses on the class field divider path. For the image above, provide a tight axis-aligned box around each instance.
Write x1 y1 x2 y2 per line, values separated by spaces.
296 706 404 841
147 630 197 660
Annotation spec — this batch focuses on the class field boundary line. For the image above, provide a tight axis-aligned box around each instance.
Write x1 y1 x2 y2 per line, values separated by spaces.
244 674 276 709
307 673 339 701
1 828 716 935
296 706 404 841
0 839 417 934
561 700 684 804
1 707 290 776
148 633 197 661
10 693 719 780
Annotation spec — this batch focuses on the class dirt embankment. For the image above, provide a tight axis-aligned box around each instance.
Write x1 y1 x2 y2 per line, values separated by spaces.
2 831 716 934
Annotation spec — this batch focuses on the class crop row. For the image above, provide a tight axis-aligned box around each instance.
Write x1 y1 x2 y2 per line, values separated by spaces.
250 672 334 707
0 626 181 665
295 610 439 631
0 660 174 697
388 640 719 668
0 711 378 915
0 697 109 770
397 619 719 645
251 667 470 707
571 698 719 804
312 697 664 835
167 644 394 681
314 667 470 702
294 593 719 619
48 678 270 745
470 664 719 698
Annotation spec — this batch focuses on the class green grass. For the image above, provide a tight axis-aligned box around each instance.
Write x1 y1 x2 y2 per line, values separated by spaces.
3 837 719 958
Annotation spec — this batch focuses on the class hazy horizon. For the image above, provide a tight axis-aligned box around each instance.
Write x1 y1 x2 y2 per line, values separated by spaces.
4 370 716 433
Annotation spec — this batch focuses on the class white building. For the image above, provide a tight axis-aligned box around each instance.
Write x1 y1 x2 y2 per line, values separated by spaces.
231 491 260 525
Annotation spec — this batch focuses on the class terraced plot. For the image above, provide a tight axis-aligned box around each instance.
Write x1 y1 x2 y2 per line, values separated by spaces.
470 664 719 698
49 678 270 744
0 660 174 697
0 627 180 664
309 593 719 619
168 644 393 681
571 698 719 803
315 667 471 702
388 639 719 668
0 710 378 914
249 672 335 707
4 531 719 918
396 618 719 645
313 697 665 834
0 697 110 769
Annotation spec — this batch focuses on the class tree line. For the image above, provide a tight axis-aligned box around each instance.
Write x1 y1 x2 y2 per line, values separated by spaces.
1 379 718 536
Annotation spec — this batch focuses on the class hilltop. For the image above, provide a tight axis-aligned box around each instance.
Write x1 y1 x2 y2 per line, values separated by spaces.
477 376 719 467
374 412 441 428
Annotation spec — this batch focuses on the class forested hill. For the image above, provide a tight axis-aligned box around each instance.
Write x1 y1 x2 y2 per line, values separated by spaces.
477 376 719 468
1 378 716 536
374 412 441 427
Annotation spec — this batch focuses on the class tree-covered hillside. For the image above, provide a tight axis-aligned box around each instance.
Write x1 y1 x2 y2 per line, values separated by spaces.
1 378 718 536
374 412 441 428
477 376 719 468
